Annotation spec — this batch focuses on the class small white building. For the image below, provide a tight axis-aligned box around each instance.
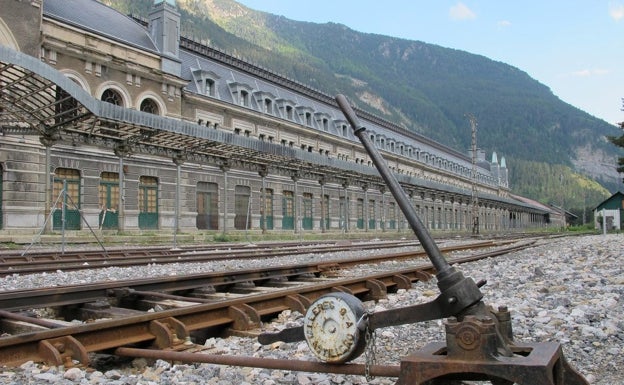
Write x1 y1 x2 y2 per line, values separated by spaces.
594 192 624 230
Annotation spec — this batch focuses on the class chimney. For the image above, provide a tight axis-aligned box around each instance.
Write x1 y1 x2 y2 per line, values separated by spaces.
149 0 181 76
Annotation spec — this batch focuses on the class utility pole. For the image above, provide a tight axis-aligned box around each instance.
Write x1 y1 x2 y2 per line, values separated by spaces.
467 114 479 235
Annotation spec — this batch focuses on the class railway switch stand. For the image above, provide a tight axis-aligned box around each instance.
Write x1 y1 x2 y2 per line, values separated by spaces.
258 95 589 385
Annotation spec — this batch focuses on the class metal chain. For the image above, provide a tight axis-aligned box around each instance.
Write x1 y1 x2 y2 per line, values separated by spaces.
364 321 377 381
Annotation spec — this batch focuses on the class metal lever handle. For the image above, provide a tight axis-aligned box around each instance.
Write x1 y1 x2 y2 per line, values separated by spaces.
335 94 452 276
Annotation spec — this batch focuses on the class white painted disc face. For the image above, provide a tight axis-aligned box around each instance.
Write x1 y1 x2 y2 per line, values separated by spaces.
303 292 366 363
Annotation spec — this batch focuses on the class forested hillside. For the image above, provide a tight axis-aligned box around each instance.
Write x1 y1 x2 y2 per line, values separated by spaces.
103 0 622 221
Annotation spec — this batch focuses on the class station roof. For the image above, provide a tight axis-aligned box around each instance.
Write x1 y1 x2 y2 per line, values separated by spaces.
43 0 159 54
0 45 544 213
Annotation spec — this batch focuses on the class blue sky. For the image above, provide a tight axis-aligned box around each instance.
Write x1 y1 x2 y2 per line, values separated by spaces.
236 1 624 126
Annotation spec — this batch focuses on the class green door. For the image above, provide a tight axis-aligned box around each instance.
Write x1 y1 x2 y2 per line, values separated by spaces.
356 198 364 229
389 202 396 229
339 197 347 230
368 199 376 230
139 176 158 230
53 168 81 230
98 172 119 229
320 195 330 229
302 193 313 230
197 182 219 230
282 191 294 230
234 185 251 230
261 188 274 230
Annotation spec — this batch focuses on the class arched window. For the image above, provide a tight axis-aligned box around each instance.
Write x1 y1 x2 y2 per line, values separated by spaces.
140 98 159 115
101 88 123 105
100 89 123 136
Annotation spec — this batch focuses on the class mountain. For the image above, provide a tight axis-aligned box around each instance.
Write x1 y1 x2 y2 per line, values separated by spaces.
102 0 622 220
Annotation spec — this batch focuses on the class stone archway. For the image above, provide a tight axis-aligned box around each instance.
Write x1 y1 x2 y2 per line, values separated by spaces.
0 18 19 50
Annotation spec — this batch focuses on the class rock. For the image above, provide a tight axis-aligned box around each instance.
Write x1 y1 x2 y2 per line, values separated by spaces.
63 367 85 381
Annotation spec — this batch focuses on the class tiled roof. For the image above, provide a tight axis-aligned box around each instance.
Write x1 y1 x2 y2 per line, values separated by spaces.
43 0 158 53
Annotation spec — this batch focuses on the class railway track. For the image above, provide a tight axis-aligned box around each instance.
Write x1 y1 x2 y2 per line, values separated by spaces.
0 232 559 276
0 239 536 367
0 239 425 276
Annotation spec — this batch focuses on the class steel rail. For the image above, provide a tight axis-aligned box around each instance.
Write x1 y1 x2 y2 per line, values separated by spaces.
0 239 425 276
0 239 418 261
0 241 508 311
0 241 536 367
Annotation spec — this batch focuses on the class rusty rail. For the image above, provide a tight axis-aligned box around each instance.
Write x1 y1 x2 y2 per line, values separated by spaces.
0 239 422 276
0 240 508 311
0 242 535 367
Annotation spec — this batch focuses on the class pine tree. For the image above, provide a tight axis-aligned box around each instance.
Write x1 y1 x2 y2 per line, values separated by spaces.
608 99 624 179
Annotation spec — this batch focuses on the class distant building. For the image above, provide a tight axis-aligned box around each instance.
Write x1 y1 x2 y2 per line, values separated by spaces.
594 192 624 231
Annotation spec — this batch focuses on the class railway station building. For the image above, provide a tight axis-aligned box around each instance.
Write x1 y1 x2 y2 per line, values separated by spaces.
0 0 551 240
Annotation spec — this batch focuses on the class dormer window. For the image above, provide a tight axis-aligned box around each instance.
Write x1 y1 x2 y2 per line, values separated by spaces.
240 90 249 107
228 81 253 108
296 106 315 127
206 79 215 96
276 98 296 120
314 112 331 131
253 91 276 115
334 120 349 137
192 68 220 97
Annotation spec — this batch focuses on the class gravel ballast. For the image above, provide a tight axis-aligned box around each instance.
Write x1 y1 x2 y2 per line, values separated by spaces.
0 234 622 384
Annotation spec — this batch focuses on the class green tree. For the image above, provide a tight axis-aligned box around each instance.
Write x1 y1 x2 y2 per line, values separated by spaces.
608 99 624 180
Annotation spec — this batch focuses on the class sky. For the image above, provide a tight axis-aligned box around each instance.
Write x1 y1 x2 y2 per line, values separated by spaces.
236 1 624 126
